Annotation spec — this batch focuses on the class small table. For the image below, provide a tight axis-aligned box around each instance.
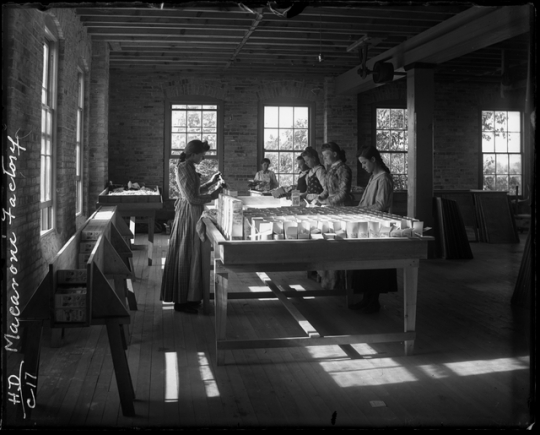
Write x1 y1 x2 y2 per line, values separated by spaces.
97 188 163 266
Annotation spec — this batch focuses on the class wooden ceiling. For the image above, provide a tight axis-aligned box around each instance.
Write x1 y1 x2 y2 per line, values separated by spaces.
74 2 531 86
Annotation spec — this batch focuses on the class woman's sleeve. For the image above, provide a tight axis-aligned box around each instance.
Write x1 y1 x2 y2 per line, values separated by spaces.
254 171 261 181
327 166 352 206
366 177 393 211
270 171 279 189
177 167 213 205
200 178 214 193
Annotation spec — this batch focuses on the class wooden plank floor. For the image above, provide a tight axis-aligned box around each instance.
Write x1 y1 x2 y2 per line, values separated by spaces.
10 232 532 429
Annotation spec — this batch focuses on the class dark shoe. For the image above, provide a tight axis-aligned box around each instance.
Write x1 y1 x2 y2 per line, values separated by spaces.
186 300 202 307
359 302 380 314
174 303 198 314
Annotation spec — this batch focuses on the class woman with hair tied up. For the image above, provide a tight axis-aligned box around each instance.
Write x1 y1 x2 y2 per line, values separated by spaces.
315 141 355 206
160 139 223 314
349 145 398 314
300 146 326 201
254 157 279 191
314 142 354 289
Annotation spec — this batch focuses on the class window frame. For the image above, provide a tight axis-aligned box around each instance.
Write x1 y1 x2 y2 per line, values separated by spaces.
257 98 315 187
163 96 224 200
40 25 58 235
368 101 408 191
479 108 523 195
75 69 84 216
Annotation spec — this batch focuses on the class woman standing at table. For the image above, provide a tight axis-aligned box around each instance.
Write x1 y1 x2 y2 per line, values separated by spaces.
254 157 279 191
161 139 223 314
349 145 398 313
300 146 326 201
315 141 354 206
313 142 354 289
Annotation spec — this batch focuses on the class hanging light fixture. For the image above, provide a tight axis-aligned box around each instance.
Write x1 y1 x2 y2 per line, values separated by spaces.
317 14 324 63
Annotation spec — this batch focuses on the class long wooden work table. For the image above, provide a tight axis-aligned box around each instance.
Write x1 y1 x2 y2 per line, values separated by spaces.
202 217 432 366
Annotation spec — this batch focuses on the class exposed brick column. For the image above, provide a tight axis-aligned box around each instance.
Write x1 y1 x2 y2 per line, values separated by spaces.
88 40 109 211
323 76 358 184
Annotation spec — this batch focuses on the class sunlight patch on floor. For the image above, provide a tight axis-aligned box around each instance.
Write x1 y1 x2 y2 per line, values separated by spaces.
319 358 419 387
198 352 220 398
304 345 353 360
246 285 277 301
305 343 379 360
315 355 530 388
287 284 315 299
247 285 273 292
164 352 179 402
245 283 315 300
442 356 529 377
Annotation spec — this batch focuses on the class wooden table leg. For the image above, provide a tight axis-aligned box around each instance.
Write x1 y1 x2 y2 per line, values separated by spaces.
126 278 138 311
147 213 155 266
106 320 135 416
214 260 228 366
129 216 136 245
201 237 211 315
403 264 419 356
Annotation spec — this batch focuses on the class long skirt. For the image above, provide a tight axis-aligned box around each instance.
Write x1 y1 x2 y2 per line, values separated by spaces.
160 199 205 304
318 269 398 294
350 269 398 294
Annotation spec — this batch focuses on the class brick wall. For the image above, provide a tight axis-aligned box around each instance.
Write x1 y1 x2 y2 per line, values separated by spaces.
357 78 524 190
88 41 110 210
3 7 92 307
108 72 357 208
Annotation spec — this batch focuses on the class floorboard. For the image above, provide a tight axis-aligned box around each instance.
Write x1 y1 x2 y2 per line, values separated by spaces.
8 233 532 429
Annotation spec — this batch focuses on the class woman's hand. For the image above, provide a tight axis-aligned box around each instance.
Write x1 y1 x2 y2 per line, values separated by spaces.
313 196 325 206
211 186 223 199
209 172 222 184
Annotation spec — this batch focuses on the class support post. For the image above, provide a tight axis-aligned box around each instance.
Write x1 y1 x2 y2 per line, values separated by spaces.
407 64 435 255
403 264 419 356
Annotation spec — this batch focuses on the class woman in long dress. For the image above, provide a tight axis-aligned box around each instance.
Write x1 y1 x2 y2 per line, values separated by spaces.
314 142 354 289
160 139 223 314
349 145 398 313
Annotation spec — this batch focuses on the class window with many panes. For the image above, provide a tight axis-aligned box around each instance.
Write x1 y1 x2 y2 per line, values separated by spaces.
260 101 313 187
164 101 223 199
75 70 84 215
481 110 522 193
375 107 408 190
41 30 57 233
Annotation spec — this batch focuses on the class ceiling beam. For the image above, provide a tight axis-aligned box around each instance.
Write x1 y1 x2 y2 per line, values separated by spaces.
336 5 531 95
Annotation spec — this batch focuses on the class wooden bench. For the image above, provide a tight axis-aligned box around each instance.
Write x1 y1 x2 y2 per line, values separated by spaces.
19 206 137 417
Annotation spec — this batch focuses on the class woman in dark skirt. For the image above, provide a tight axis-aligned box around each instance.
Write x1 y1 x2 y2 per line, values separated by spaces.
349 145 398 313
160 139 223 314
